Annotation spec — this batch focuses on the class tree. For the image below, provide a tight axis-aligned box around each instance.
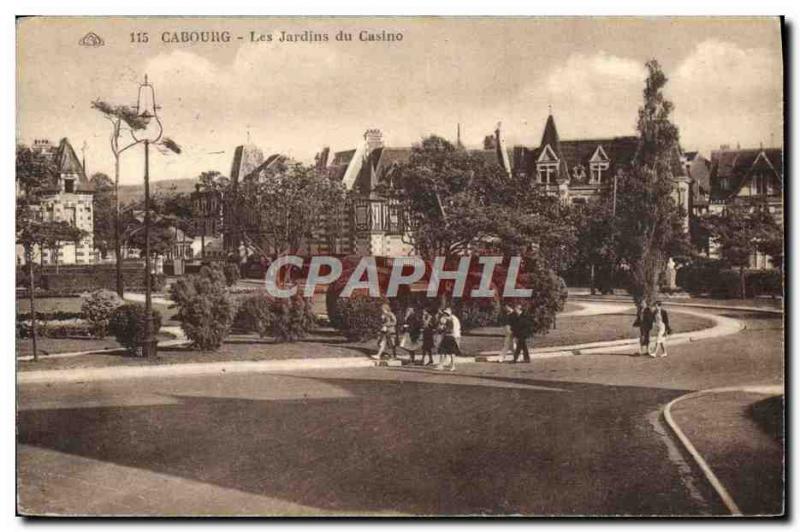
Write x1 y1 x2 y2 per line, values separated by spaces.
571 199 619 293
387 135 577 268
235 159 346 259
92 99 181 296
701 205 783 298
16 144 61 361
613 60 688 303
91 172 115 259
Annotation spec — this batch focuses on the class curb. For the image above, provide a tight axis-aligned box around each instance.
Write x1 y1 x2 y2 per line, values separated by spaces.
571 296 783 316
16 305 745 385
477 307 744 358
661 385 783 516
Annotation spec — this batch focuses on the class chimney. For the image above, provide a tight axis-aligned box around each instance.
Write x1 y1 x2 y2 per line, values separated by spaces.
364 129 384 153
32 139 51 153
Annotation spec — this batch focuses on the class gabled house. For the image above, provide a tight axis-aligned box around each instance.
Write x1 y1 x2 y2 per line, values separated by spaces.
316 128 508 256
16 138 95 266
509 113 690 213
705 146 784 269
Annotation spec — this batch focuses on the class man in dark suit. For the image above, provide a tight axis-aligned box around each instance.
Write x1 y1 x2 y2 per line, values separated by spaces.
510 303 532 363
633 299 653 356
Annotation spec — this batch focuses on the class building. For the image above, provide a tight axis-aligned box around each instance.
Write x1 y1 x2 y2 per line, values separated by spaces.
16 138 95 265
507 113 691 216
315 128 507 256
704 145 784 268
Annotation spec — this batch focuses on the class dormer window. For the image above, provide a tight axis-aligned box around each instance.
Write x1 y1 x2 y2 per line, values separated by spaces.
536 144 560 184
64 176 75 193
589 145 610 184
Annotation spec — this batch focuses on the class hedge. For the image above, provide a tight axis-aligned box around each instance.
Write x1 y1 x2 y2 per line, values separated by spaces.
17 319 94 339
16 310 83 321
677 260 783 298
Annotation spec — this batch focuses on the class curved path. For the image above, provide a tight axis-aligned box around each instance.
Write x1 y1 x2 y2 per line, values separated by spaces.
17 304 782 515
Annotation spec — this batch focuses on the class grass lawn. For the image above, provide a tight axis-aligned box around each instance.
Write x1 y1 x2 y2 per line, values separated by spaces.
16 331 177 358
17 308 712 372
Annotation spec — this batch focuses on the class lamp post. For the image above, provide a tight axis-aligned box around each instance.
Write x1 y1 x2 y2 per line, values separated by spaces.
131 75 163 358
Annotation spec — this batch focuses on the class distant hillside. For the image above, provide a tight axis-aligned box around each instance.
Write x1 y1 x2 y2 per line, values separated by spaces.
117 178 198 205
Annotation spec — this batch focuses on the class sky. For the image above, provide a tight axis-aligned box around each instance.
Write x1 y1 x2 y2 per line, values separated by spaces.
17 17 783 185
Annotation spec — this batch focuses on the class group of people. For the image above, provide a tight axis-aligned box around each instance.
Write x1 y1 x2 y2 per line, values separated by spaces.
633 300 672 357
374 301 537 369
374 303 463 371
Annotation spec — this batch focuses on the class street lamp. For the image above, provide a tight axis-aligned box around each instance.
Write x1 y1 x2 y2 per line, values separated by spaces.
131 75 163 358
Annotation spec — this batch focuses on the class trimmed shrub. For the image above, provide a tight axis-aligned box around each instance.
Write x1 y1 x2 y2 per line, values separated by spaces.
233 292 315 341
223 262 241 287
80 289 124 338
108 303 163 355
16 310 83 321
170 266 234 351
329 294 386 341
233 292 274 335
678 258 783 298
17 319 95 339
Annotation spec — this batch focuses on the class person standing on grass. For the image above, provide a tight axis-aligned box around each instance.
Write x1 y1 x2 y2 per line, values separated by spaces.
420 307 437 366
633 299 653 356
498 303 516 362
648 301 671 358
510 303 532 363
374 303 397 360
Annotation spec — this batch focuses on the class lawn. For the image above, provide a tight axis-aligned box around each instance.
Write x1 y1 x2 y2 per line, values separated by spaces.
17 308 712 372
16 331 177 358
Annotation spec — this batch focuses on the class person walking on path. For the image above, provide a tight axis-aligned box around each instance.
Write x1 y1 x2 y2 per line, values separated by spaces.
399 306 423 364
498 303 516 363
510 303 532 363
438 307 460 371
633 299 653 356
648 301 671 358
420 308 437 366
374 303 397 360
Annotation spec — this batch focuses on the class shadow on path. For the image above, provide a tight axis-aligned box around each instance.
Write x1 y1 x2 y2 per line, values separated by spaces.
19 374 706 515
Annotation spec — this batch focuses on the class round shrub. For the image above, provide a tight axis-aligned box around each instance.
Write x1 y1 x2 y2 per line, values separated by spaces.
170 266 234 351
108 303 162 355
329 293 385 341
234 292 317 341
80 289 124 337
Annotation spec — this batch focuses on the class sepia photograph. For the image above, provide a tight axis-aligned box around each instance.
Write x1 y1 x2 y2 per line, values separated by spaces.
14 15 785 517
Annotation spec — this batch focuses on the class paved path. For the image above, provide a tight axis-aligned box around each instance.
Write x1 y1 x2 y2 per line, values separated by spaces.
17 306 783 515
17 302 737 385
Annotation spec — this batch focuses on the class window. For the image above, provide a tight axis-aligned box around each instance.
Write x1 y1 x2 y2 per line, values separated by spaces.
64 178 75 193
536 163 558 184
720 178 729 191
590 162 609 183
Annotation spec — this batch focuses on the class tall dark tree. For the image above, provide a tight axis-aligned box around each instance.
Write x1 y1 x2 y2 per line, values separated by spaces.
91 172 115 259
614 60 689 303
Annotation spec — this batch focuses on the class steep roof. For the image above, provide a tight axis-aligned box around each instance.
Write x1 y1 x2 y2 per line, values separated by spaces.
34 138 93 193
512 135 638 183
230 144 265 184
709 147 783 201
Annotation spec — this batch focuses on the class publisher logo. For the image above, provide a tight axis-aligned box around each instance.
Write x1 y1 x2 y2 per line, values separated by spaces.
78 32 104 47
